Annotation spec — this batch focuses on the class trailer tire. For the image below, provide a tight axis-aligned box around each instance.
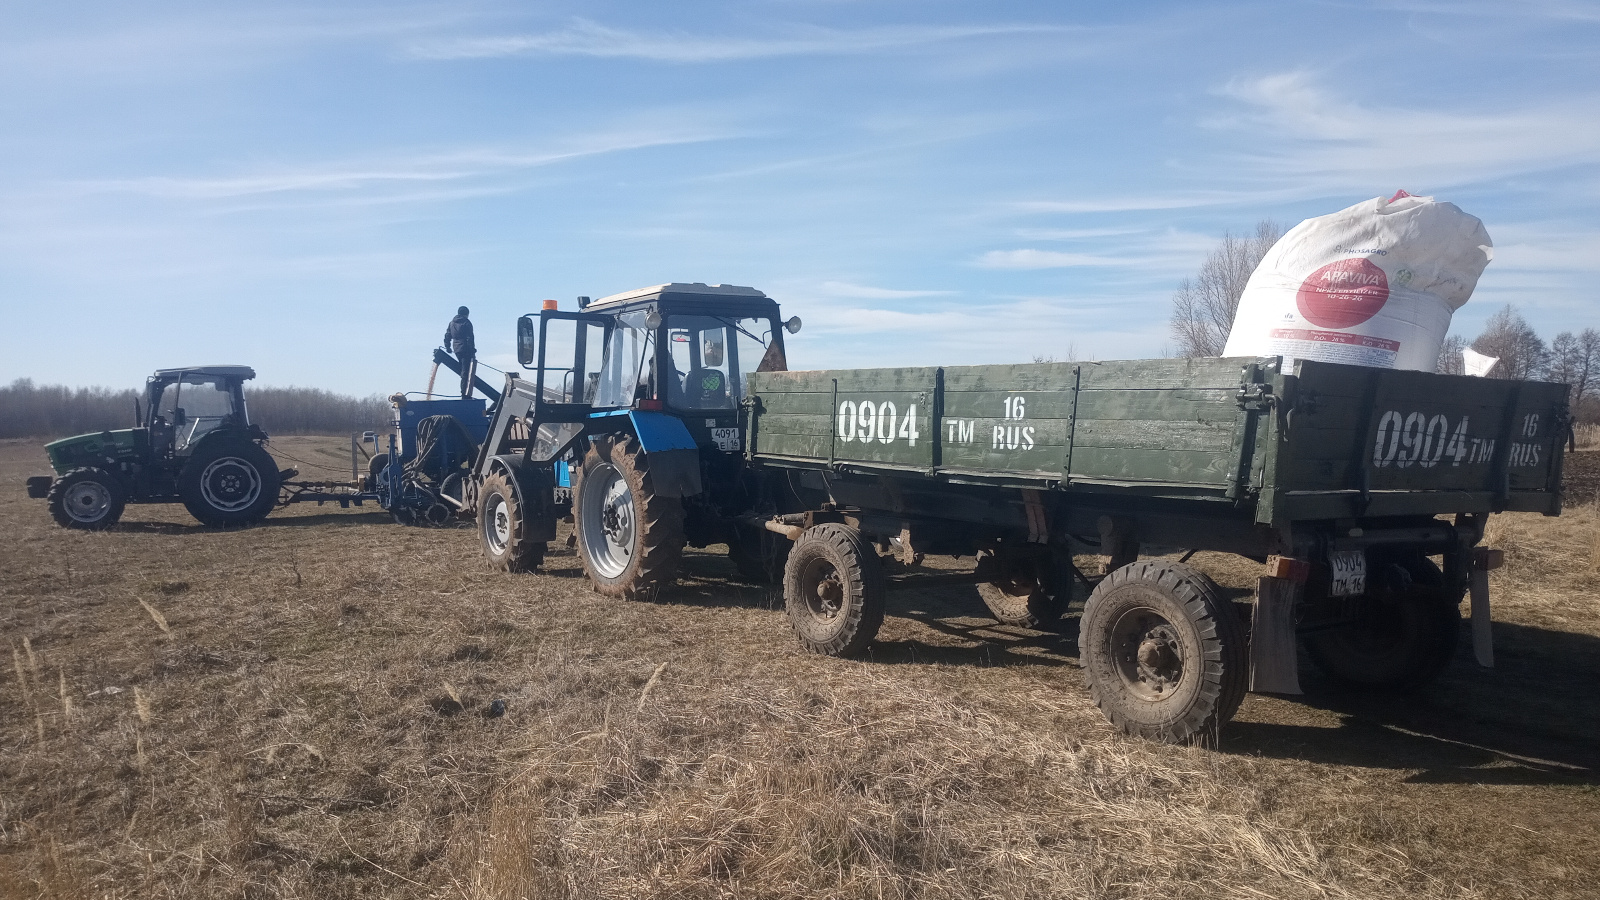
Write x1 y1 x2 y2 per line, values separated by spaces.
729 527 790 584
574 436 684 599
479 470 546 572
784 524 886 657
178 441 281 527
1302 556 1459 692
1080 560 1247 747
975 549 1065 628
47 467 126 530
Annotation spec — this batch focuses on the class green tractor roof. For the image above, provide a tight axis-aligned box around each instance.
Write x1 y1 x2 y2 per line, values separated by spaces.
151 365 256 380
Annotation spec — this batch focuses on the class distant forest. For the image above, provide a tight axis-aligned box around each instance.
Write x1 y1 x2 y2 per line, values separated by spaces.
0 379 389 439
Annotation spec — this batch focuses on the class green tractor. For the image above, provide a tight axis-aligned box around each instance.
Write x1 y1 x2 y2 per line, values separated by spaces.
25 366 283 530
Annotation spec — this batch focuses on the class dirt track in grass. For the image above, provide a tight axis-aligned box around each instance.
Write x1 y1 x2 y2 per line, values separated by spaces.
1 436 1598 899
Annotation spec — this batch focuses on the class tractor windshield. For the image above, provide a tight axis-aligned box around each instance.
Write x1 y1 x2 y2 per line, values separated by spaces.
666 315 774 411
152 374 239 451
592 310 654 409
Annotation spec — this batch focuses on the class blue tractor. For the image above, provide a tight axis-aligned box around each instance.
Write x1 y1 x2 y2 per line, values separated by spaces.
468 283 802 597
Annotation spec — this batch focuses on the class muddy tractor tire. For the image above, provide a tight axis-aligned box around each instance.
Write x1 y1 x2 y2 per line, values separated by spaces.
47 467 126 530
974 548 1066 629
574 436 685 600
783 523 886 657
1080 560 1248 747
478 469 546 572
1302 556 1460 692
178 441 281 527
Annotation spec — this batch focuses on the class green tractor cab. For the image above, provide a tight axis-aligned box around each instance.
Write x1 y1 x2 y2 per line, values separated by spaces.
26 365 283 530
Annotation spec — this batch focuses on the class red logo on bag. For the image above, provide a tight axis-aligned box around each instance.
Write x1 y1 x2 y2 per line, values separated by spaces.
1296 258 1389 328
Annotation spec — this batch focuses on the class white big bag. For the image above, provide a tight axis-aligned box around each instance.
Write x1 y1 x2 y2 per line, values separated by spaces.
1222 192 1493 372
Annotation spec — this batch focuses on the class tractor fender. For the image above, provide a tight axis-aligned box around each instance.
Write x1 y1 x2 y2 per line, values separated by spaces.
616 411 702 498
484 455 558 542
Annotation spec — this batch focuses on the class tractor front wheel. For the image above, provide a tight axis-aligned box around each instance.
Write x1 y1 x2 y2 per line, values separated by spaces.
47 467 126 530
479 470 546 572
178 441 281 527
574 436 684 600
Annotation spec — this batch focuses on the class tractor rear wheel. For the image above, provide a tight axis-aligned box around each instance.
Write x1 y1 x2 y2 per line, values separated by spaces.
47 467 126 530
783 524 885 657
178 441 281 527
574 436 684 600
479 470 545 572
1080 560 1248 747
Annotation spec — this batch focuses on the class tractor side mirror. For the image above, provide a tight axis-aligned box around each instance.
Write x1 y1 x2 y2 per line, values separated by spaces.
784 316 803 335
517 315 537 367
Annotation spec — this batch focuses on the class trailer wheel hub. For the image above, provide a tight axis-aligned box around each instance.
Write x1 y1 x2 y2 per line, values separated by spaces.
815 574 843 614
1111 610 1186 700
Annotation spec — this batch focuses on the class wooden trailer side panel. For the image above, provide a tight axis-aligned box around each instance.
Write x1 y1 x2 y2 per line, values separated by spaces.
940 363 1077 475
750 357 1269 495
1070 358 1253 487
1267 361 1568 521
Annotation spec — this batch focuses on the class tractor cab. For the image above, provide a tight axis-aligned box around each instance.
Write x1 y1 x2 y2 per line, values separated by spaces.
513 283 801 454
144 365 260 460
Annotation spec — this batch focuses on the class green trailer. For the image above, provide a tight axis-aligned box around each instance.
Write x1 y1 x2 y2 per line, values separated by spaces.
742 356 1568 745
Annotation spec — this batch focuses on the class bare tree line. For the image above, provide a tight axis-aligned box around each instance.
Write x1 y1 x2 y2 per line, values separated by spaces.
0 379 389 439
1170 220 1599 425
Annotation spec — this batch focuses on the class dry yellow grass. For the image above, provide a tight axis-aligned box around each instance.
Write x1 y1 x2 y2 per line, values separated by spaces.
1 437 1598 899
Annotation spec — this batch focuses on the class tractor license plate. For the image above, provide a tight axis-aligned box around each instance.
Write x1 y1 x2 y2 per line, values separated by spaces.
1328 550 1366 597
711 428 740 452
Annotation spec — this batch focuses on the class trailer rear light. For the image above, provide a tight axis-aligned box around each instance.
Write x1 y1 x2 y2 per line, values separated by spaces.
636 399 664 411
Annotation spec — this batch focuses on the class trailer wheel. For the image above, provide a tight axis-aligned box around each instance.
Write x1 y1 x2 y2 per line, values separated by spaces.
729 527 790 584
783 524 886 657
1302 556 1459 691
574 436 684 599
178 441 281 527
975 549 1065 628
47 467 126 530
479 470 545 572
1080 561 1247 747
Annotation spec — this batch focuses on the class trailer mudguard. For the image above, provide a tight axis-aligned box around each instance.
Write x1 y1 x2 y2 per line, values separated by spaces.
589 410 703 497
485 454 558 542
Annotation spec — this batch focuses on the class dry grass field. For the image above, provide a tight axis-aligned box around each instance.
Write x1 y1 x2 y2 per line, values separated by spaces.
2 435 1598 900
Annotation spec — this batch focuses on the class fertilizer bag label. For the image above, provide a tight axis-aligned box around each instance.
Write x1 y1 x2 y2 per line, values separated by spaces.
1221 193 1492 372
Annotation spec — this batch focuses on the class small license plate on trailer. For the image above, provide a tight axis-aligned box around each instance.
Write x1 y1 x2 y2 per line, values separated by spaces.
711 428 740 452
1328 550 1366 597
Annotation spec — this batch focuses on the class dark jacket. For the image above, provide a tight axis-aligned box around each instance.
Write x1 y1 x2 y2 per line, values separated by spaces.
445 314 475 356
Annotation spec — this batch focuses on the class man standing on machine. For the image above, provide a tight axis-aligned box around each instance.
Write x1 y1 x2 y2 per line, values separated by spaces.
444 306 476 399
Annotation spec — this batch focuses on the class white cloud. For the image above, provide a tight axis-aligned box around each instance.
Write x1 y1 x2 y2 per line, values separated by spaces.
818 281 956 299
1012 226 1150 240
973 249 1127 269
1010 192 1280 214
408 19 1074 63
61 124 739 202
1216 71 1600 192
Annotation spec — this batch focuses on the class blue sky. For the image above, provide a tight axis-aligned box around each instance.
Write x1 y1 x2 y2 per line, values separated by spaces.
2 1 1597 395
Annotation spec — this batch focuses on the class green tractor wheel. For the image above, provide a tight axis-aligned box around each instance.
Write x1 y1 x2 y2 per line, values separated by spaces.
47 467 126 530
178 440 282 527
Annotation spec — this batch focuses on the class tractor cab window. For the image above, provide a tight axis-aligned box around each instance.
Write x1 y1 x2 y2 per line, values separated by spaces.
666 315 773 411
153 375 238 452
592 310 654 409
